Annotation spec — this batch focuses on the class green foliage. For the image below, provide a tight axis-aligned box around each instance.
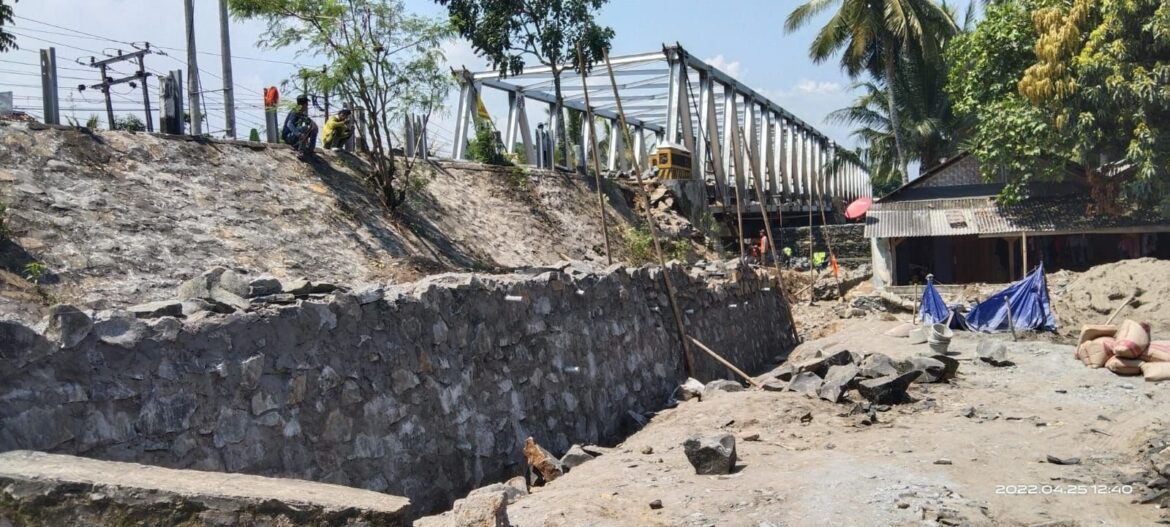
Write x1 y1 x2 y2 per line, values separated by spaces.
230 0 453 210
0 0 17 52
505 165 530 193
114 114 146 132
85 115 100 130
436 0 614 164
620 225 688 264
249 128 261 142
23 262 46 284
467 123 511 166
949 0 1170 214
785 0 958 183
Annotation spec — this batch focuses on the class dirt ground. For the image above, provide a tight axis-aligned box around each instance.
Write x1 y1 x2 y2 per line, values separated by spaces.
441 318 1168 527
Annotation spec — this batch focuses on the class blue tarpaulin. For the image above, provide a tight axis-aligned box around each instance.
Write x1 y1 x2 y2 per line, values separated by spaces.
919 277 949 325
959 262 1058 333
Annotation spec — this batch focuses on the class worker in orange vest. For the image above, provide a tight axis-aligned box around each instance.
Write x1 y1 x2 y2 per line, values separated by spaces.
758 230 770 264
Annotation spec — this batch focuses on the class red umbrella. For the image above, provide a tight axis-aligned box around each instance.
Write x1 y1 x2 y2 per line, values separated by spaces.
845 196 873 220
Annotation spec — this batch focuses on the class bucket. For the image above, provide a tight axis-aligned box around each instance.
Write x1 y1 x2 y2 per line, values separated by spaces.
927 323 953 353
908 327 927 344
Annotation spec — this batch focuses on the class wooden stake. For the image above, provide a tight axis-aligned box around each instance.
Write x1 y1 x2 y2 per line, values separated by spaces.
603 50 694 378
1005 297 1017 341
689 337 761 388
1104 291 1138 326
575 43 613 265
815 159 845 301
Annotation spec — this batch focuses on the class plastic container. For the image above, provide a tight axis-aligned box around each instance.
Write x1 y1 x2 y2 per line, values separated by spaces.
927 323 953 353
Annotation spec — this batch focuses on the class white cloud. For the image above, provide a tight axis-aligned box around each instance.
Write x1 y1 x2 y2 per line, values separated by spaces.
704 54 744 80
795 79 842 95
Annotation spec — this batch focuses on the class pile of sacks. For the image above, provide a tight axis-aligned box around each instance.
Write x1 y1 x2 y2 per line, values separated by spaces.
1075 319 1170 381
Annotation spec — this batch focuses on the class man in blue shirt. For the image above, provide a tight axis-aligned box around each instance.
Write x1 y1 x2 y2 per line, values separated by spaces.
282 95 317 159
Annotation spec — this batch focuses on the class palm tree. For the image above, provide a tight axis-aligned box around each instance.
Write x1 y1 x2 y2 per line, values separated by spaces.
785 0 958 184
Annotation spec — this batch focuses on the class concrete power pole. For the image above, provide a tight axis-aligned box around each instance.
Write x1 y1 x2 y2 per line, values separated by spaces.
218 0 236 139
184 0 203 135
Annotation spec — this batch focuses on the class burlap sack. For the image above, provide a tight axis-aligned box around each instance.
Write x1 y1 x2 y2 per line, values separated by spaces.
1080 336 1115 368
1143 341 1170 363
1141 361 1170 382
1105 356 1144 376
1078 324 1117 346
1112 319 1151 359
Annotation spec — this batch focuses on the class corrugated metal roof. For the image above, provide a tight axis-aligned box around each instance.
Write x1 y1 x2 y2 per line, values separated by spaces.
865 195 1169 238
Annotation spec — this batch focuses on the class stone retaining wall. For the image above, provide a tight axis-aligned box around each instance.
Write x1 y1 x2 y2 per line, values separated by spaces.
774 224 869 263
0 263 794 514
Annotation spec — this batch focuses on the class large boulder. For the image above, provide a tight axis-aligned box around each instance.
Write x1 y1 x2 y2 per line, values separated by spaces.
683 433 737 475
977 340 1013 367
451 488 511 527
560 444 595 470
794 350 855 377
702 379 744 399
907 356 955 384
857 371 921 405
786 371 823 396
677 378 705 401
817 364 859 403
858 353 900 379
40 304 92 348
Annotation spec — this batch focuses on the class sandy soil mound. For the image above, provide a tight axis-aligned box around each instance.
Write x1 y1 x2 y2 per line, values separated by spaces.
1050 257 1170 338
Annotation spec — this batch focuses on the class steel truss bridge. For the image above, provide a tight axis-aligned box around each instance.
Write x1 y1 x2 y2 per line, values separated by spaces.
450 44 871 221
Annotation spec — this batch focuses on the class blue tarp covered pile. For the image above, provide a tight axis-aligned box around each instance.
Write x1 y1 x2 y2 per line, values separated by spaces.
919 263 1058 333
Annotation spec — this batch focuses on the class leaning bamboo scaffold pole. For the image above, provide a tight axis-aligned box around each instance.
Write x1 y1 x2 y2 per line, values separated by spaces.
602 49 695 378
737 125 801 339
575 43 613 265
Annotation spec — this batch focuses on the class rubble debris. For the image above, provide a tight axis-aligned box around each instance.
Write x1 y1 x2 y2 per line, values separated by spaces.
908 356 956 384
857 371 920 405
560 445 595 470
817 364 860 403
1045 455 1081 465
452 487 511 527
683 434 737 475
640 446 654 455
786 371 823 396
677 378 705 401
934 459 953 465
703 379 744 399
126 300 184 319
523 437 564 484
976 340 1013 367
40 304 93 348
795 350 855 377
858 353 901 379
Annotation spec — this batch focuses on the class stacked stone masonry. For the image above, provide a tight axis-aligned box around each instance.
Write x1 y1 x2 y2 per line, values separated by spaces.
0 263 794 514
774 224 869 264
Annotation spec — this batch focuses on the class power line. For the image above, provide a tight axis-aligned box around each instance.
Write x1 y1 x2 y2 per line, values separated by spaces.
14 15 137 47
0 58 94 73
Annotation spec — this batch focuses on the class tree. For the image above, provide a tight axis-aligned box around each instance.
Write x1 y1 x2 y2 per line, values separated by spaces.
435 0 614 168
950 0 1170 215
0 0 17 52
230 0 453 209
785 0 957 184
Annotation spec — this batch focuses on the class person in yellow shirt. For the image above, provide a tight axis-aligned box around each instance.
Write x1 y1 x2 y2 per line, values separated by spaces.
322 108 352 150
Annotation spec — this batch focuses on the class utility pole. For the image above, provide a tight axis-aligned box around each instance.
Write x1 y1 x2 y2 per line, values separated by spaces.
218 0 236 138
87 48 154 131
39 48 60 125
184 0 203 135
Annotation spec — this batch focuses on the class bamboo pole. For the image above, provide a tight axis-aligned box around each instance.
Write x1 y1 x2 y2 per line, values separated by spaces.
690 337 761 387
575 43 613 265
603 49 695 378
815 159 845 301
737 125 800 338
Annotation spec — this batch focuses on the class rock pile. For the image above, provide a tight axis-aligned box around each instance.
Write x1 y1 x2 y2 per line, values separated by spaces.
128 267 343 319
759 349 958 405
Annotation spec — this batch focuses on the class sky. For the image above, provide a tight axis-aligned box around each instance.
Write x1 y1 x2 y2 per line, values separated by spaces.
0 0 977 157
